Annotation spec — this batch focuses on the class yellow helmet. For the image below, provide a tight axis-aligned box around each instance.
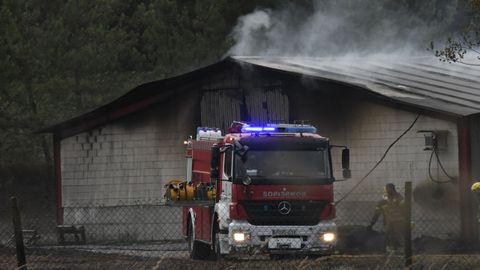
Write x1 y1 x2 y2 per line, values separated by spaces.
471 182 480 192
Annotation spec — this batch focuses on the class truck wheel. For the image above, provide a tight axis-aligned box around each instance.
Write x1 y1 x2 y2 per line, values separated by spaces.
187 220 194 255
191 241 211 260
188 220 211 260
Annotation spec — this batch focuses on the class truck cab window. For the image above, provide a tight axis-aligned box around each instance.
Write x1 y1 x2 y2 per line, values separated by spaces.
235 150 330 183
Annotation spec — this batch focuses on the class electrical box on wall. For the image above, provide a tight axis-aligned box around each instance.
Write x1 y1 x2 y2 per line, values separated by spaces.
418 130 449 151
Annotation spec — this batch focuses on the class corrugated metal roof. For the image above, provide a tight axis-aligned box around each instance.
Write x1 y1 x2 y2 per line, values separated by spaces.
40 55 480 136
231 56 480 117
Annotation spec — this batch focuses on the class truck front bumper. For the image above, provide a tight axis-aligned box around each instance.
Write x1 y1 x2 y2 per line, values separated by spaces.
222 220 336 255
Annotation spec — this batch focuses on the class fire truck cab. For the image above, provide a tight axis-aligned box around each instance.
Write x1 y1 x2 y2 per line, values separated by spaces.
182 122 350 259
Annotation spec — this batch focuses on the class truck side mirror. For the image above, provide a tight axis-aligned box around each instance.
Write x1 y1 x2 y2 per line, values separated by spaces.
210 145 220 179
342 148 351 179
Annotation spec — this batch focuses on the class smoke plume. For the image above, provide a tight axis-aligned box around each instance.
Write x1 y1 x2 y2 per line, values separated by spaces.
228 0 462 57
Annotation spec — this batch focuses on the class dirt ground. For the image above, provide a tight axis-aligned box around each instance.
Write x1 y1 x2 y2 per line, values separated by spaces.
153 255 480 270
0 250 159 270
3 249 480 270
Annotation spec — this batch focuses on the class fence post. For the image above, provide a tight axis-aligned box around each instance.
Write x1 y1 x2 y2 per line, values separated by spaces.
11 196 27 269
404 182 412 268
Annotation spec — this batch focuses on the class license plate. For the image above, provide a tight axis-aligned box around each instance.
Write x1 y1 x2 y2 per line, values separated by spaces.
268 238 302 249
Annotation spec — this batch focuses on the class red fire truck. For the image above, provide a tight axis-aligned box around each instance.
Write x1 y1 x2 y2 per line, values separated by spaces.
181 122 351 259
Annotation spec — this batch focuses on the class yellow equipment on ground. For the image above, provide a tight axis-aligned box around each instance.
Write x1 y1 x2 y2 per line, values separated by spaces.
178 181 195 200
164 180 183 201
207 185 216 200
164 180 215 202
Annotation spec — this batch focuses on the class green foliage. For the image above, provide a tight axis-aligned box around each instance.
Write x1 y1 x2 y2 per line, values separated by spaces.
432 0 480 64
0 0 279 170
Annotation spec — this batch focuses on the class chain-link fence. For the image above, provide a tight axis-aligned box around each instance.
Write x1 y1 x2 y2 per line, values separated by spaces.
334 182 466 255
1 189 480 270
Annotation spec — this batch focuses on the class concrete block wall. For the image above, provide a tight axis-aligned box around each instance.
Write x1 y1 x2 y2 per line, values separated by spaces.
58 74 463 241
327 100 460 239
59 91 198 241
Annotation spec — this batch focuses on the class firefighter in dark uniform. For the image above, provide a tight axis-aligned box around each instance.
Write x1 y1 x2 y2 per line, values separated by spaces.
367 183 406 254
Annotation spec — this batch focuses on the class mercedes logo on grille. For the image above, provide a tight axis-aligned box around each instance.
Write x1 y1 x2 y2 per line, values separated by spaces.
278 201 291 215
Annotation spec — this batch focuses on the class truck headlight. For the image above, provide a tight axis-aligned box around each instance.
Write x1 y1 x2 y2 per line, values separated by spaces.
321 232 336 242
233 232 249 242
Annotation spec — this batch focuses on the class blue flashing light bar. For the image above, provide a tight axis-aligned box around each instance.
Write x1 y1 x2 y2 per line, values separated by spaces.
240 124 317 133
244 127 263 132
284 125 317 133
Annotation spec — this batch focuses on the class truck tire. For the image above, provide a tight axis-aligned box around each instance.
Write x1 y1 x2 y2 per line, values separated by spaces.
188 220 211 260
191 241 212 260
187 220 194 255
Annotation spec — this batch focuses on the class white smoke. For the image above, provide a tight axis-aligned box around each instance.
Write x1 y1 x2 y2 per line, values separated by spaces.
228 0 459 57
229 10 272 56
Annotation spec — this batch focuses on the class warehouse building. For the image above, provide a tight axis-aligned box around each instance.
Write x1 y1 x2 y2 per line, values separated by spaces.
41 55 480 242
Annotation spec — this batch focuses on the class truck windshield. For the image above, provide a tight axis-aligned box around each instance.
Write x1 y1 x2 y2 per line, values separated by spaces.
235 150 330 183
